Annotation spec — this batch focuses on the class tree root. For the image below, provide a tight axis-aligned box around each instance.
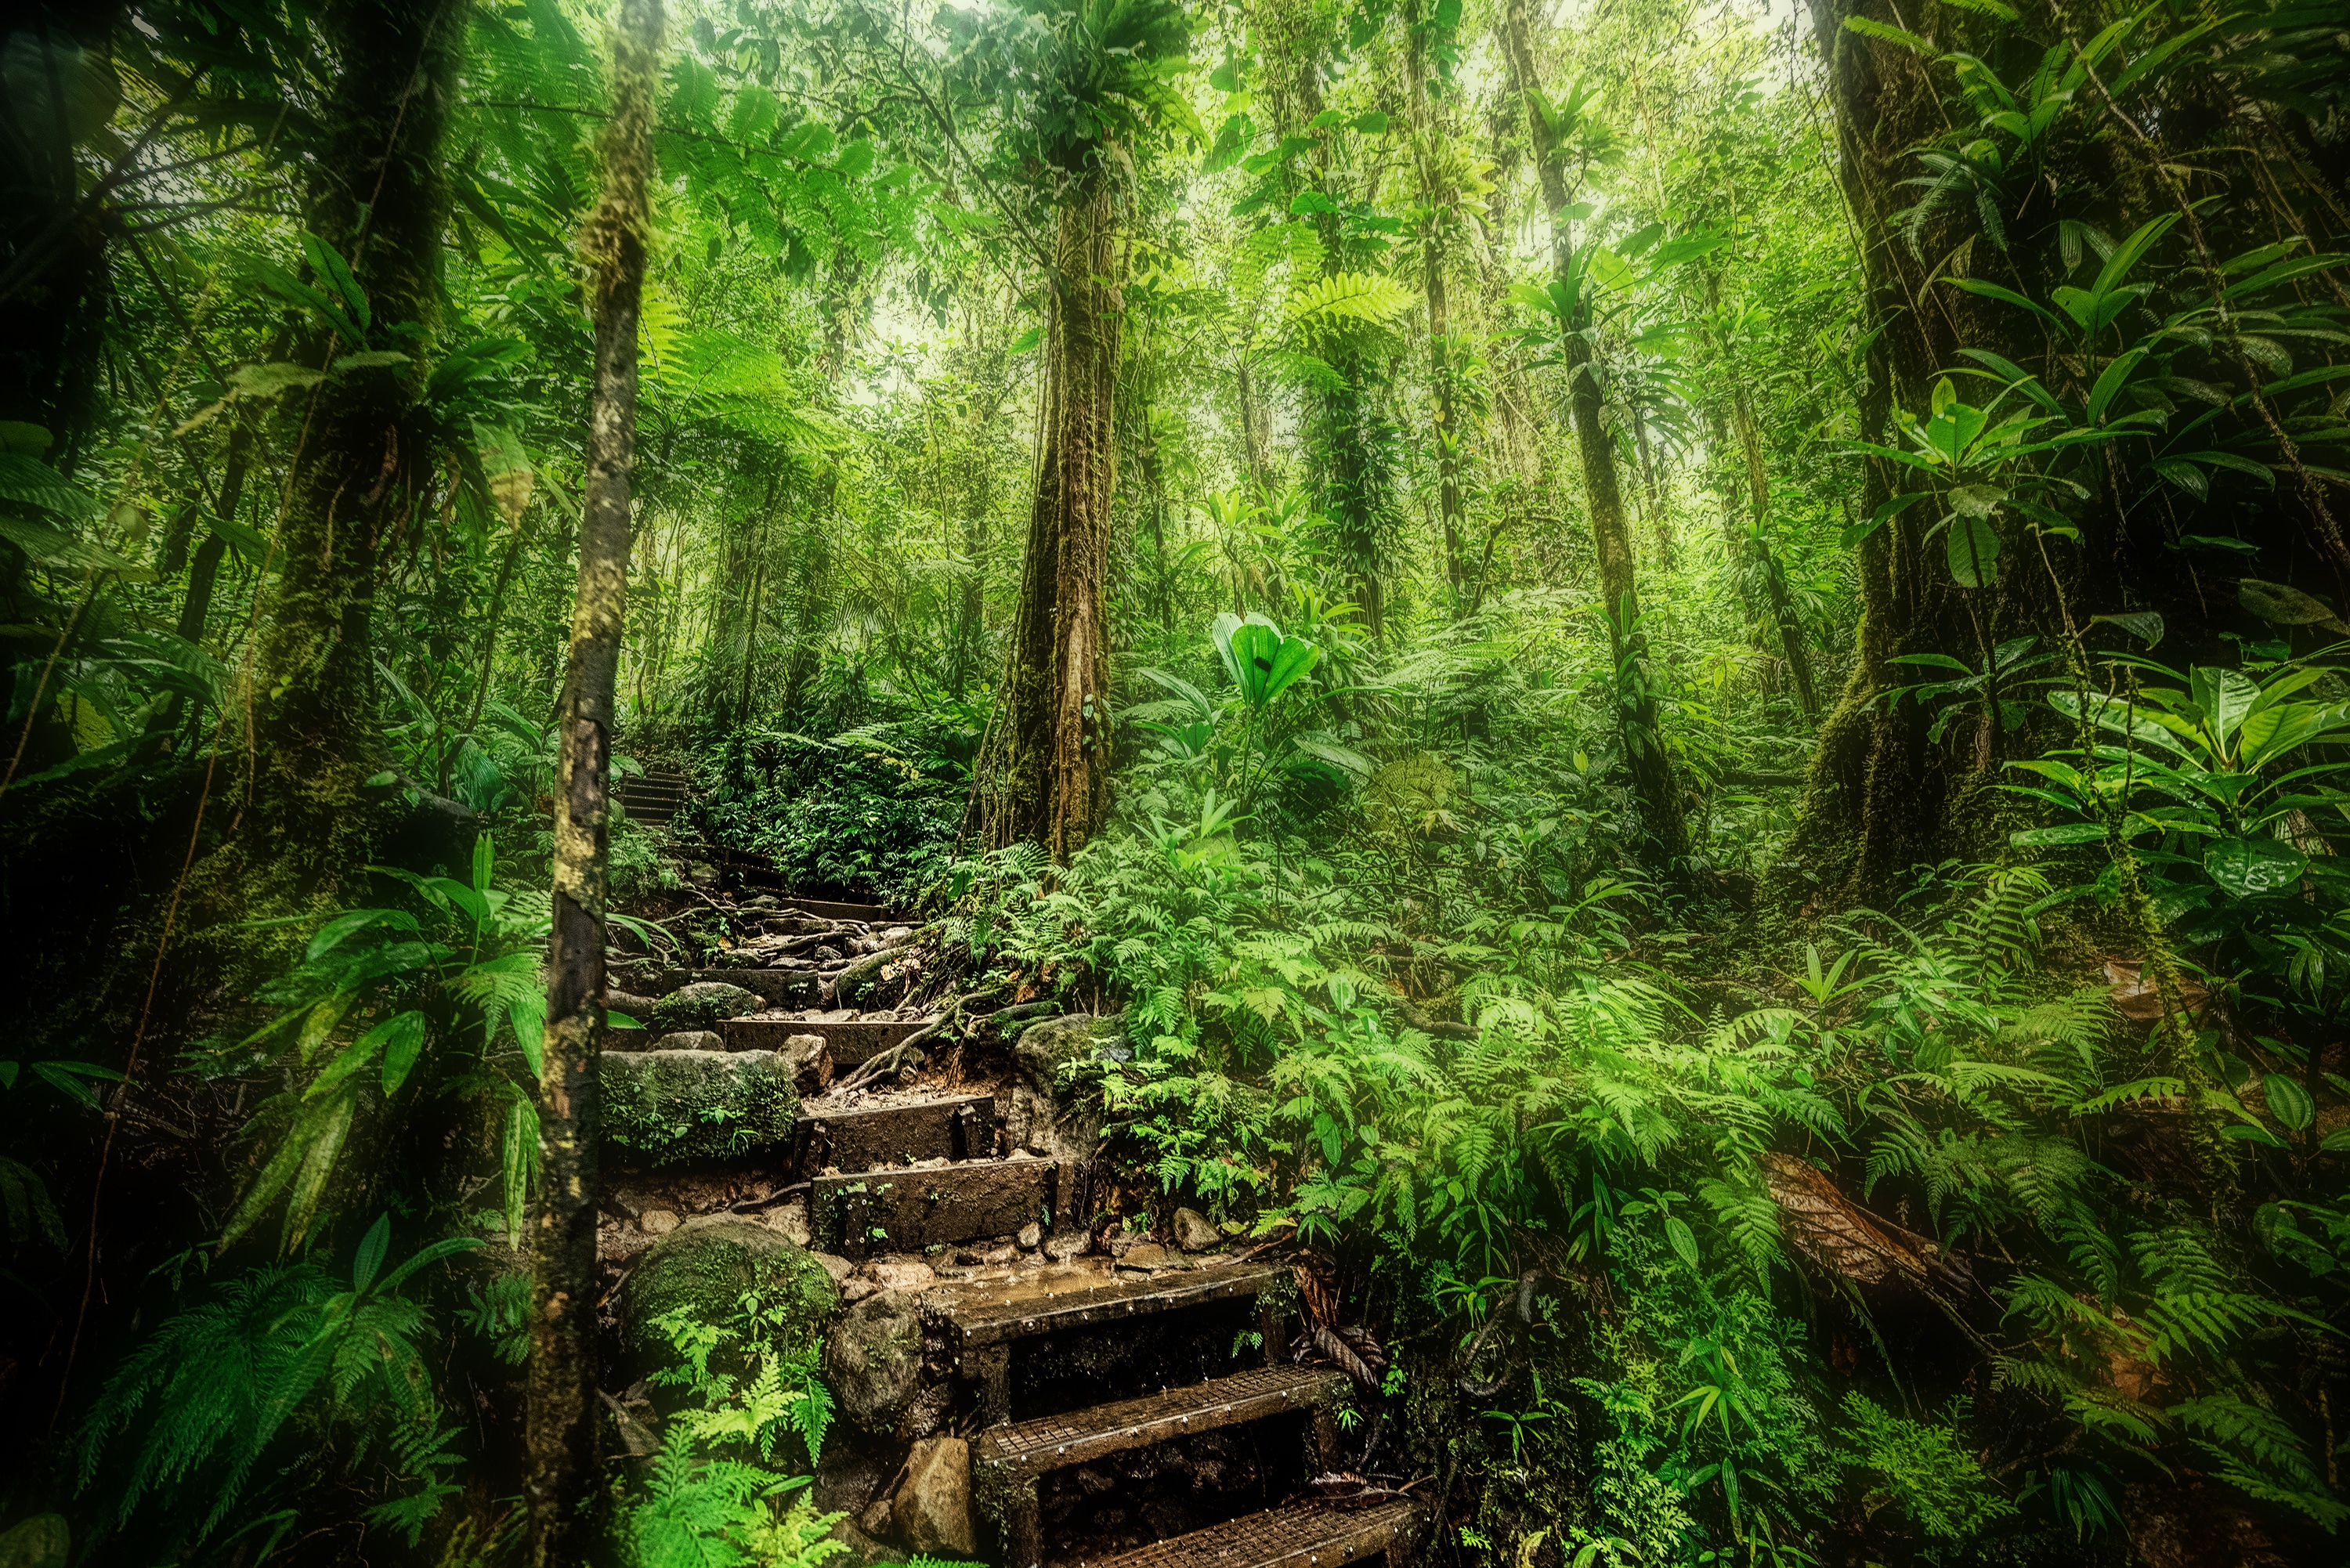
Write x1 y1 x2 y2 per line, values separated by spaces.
833 985 999 1093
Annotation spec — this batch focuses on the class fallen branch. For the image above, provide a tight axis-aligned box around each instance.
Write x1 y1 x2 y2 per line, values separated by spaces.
1395 1002 1477 1042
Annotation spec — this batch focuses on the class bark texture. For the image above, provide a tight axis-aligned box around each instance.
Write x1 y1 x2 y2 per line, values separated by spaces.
1503 0 1690 867
245 0 463 896
161 0 462 995
990 176 1120 858
1730 390 1820 717
527 0 661 1558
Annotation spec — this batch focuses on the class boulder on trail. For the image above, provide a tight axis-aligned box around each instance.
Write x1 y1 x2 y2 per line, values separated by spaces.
651 980 763 1032
651 1029 724 1052
895 1436 977 1558
780 1031 833 1095
823 1288 924 1436
1173 1207 1221 1252
1007 1011 1122 1158
602 1049 797 1165
620 1218 838 1373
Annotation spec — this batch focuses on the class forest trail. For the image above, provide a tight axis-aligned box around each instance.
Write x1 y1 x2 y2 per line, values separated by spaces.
598 880 1419 1568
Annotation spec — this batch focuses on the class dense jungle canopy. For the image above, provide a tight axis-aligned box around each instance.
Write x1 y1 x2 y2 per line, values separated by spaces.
4 0 2350 1563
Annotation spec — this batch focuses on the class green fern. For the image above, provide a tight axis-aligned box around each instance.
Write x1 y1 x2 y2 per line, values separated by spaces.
0 1155 65 1251
77 1263 343 1541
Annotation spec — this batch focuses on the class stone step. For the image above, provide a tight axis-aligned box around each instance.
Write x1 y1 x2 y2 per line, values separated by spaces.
928 1259 1289 1352
809 1154 1057 1259
1079 1498 1420 1568
794 1090 995 1178
634 967 819 1010
977 1364 1347 1484
980 1366 1350 1568
599 1048 797 1168
721 1016 931 1067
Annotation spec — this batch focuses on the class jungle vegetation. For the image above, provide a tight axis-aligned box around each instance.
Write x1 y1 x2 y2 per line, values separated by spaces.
2 0 2349 1562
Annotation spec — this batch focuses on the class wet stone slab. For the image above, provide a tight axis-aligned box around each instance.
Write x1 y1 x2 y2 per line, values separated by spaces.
811 1156 1058 1259
1075 1498 1422 1568
926 1259 1288 1349
794 1091 995 1178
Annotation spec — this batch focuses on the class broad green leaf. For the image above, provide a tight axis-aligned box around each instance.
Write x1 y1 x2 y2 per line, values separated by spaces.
1946 515 2001 587
31 1060 122 1108
1949 276 2062 329
2237 578 2348 634
302 231 371 338
1842 15 1936 53
1665 1215 1700 1268
281 1086 357 1253
331 350 408 373
2085 348 2149 424
502 1096 537 1248
511 993 545 1078
1840 490 1929 548
226 362 328 401
2204 835 2306 898
0 515 149 577
371 1011 430 1095
210 515 277 569
2092 611 2164 645
307 909 418 963
298 992 358 1064
2010 823 2110 846
0 453 101 518
2261 1073 2315 1133
2189 667 2260 745
352 1212 391 1292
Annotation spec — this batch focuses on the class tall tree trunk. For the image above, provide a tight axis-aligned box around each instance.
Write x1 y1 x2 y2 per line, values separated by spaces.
990 175 1119 858
1632 417 1672 573
1789 0 2105 901
256 0 462 875
1730 391 1818 717
1790 0 2348 902
174 0 462 976
736 557 765 728
1502 0 1689 867
1235 359 1267 496
528 0 660 1559
1407 6 1466 612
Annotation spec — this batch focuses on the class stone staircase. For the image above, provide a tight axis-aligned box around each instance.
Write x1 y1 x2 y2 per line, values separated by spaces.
614 766 691 826
594 893 1424 1568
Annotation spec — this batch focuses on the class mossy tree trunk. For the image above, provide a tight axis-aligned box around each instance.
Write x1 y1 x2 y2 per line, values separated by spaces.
990 175 1119 858
1502 0 1690 869
1407 2 1467 612
527 0 660 1559
244 0 463 896
1730 389 1819 718
1792 0 2347 905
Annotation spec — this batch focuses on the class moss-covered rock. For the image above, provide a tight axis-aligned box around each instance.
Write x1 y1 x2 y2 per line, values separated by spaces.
824 1288 925 1436
602 1049 797 1165
651 980 763 1033
620 1218 840 1369
1007 1011 1123 1158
